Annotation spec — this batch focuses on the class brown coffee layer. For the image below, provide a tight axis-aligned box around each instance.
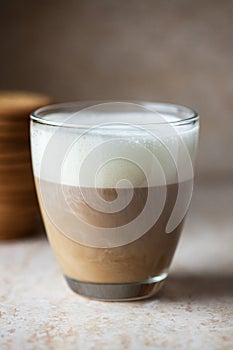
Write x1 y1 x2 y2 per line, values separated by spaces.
35 178 191 283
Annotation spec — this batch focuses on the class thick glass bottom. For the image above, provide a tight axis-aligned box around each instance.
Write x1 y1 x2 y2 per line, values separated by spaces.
65 273 167 301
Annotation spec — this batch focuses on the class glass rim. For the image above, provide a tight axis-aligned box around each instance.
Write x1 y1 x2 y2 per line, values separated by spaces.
30 100 199 128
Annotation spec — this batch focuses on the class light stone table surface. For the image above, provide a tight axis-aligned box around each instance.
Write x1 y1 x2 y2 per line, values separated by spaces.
0 182 233 350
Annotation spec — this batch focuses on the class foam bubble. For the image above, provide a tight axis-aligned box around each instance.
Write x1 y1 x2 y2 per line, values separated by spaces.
31 111 198 188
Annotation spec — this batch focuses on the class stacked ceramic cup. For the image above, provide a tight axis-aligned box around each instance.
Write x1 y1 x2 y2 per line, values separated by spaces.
0 92 52 239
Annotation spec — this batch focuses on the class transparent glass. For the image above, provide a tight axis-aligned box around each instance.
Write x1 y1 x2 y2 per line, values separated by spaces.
30 101 199 301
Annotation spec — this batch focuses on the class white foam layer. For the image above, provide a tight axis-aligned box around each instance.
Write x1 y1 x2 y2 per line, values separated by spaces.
31 111 199 187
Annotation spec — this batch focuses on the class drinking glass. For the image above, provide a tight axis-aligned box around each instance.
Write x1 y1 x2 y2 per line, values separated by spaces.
30 101 199 301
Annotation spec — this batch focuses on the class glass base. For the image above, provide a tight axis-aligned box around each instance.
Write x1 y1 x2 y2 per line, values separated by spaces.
65 273 167 301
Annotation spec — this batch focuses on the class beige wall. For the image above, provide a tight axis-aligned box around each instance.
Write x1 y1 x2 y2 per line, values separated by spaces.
0 0 232 182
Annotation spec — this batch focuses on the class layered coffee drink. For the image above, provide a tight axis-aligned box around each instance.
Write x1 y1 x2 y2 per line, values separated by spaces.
31 102 199 300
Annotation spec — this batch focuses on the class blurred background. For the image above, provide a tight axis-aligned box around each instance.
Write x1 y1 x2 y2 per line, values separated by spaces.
0 0 232 223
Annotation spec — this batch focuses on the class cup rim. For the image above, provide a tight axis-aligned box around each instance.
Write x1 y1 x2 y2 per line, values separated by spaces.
30 100 199 128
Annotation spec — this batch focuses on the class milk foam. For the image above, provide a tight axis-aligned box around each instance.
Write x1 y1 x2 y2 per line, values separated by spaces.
31 111 198 188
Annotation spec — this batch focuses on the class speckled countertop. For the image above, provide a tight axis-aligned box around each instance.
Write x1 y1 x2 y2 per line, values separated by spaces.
0 182 233 350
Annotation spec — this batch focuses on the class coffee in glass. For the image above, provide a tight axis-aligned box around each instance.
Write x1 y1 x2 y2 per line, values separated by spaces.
30 102 199 300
